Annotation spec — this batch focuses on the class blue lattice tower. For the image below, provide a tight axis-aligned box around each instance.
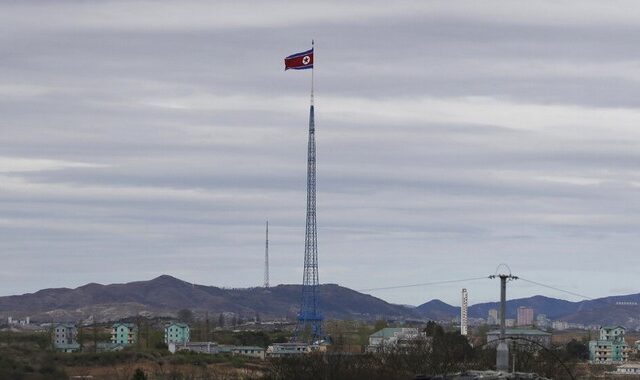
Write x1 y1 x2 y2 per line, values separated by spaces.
284 41 322 342
296 101 323 342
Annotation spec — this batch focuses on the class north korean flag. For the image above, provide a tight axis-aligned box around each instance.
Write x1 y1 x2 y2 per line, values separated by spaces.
285 48 313 70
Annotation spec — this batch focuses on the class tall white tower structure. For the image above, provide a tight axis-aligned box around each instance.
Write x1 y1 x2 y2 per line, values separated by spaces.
461 288 468 336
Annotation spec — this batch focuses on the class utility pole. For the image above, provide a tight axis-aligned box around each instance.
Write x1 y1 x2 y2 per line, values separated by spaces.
489 271 518 372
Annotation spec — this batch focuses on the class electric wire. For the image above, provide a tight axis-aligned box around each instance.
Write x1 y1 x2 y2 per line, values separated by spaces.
358 274 595 302
518 277 593 300
358 275 594 301
358 276 489 292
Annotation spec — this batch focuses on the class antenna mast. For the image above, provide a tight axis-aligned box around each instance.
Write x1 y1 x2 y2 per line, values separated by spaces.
264 221 269 288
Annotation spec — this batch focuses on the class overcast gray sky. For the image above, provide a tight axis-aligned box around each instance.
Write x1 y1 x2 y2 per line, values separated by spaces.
1 1 640 307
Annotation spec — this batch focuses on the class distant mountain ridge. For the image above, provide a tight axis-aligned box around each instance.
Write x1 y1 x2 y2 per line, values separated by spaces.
0 275 638 327
0 275 416 323
415 299 459 320
416 293 640 328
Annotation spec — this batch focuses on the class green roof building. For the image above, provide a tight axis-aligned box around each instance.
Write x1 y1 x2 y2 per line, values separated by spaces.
367 327 422 352
111 323 137 346
486 328 552 349
589 326 629 364
164 322 190 345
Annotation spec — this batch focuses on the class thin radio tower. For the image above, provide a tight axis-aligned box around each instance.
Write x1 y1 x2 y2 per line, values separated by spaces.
296 40 322 341
461 288 468 336
264 221 269 288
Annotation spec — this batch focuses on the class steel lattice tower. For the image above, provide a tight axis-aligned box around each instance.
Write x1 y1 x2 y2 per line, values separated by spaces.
296 97 323 341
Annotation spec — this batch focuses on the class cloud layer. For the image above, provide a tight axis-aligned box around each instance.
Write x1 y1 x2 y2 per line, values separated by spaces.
1 1 640 306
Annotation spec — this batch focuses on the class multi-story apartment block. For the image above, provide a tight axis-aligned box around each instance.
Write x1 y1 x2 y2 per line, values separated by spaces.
164 322 190 345
599 325 625 341
517 307 534 326
52 323 81 352
589 326 629 364
111 323 137 346
535 314 550 329
487 309 499 325
552 320 569 330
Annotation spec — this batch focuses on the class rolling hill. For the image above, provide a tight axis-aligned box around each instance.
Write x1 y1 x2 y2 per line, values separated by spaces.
0 275 417 323
1 275 638 327
415 293 640 328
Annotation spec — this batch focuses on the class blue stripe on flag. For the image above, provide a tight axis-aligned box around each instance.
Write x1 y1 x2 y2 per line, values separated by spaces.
286 48 313 59
289 64 313 70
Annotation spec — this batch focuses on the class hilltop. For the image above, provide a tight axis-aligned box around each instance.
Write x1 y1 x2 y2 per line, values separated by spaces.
416 294 640 328
1 275 639 328
0 275 416 322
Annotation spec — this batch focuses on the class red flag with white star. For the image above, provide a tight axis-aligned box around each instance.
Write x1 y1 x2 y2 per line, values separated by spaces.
285 48 313 70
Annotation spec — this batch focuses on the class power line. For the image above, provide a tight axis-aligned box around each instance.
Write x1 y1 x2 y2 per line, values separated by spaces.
357 273 595 301
518 277 593 300
358 276 489 292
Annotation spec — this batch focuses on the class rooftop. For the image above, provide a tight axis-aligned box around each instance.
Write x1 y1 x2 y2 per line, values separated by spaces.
370 327 417 338
230 346 264 351
270 342 311 347
487 328 551 336
618 363 640 369
54 323 76 329
112 322 136 329
602 325 626 331
166 322 189 328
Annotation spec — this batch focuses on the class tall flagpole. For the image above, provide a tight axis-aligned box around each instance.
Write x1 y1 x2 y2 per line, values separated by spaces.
296 39 323 342
311 39 314 106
